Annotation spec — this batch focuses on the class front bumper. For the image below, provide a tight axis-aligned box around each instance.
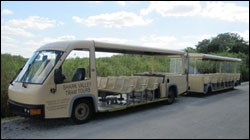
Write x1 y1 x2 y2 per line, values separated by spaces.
8 99 44 118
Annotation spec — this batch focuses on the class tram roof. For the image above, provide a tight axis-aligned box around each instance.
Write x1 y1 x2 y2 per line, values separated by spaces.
188 53 242 62
38 40 185 55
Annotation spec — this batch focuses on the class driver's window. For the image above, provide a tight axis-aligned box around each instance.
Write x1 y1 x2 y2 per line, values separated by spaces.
61 49 90 83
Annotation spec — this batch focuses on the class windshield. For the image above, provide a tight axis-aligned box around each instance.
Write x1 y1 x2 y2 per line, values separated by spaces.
15 50 63 84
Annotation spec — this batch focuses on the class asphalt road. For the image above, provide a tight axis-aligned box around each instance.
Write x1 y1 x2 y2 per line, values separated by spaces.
1 82 249 139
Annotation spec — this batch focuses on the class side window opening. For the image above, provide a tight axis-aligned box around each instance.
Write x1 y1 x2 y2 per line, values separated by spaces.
61 49 90 83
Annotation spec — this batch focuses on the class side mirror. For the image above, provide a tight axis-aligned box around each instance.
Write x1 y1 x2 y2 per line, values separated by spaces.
54 68 65 84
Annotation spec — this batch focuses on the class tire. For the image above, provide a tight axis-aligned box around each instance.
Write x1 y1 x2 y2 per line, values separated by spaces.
71 99 93 124
205 86 212 95
166 89 175 104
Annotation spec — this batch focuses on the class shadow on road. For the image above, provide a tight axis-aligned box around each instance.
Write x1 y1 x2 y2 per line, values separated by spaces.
180 87 246 107
183 88 244 98
3 100 170 130
94 101 169 121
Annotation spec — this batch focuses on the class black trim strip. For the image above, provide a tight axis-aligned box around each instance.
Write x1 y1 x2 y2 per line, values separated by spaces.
8 99 44 118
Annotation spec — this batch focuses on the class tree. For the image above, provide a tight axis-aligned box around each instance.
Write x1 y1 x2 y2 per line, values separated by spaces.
184 47 197 53
196 33 249 54
196 39 210 53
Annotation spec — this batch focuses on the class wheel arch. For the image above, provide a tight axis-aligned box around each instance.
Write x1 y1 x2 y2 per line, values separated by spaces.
68 94 97 117
204 84 212 94
168 84 178 97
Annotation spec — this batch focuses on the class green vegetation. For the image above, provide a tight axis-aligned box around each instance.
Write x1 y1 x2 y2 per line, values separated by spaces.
1 32 249 118
62 57 90 82
189 60 219 74
1 54 27 117
62 54 170 81
95 54 170 76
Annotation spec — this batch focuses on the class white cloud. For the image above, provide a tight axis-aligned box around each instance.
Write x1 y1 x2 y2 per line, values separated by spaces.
139 35 188 50
1 42 21 56
88 1 140 6
8 16 64 30
1 37 32 57
1 9 13 15
1 35 76 58
140 1 249 23
88 1 103 4
140 1 201 17
1 36 18 43
138 34 217 51
116 1 126 6
179 34 216 49
25 35 77 49
241 30 249 41
234 30 249 41
1 25 33 37
202 2 249 23
72 16 82 23
140 35 177 48
72 11 152 28
42 35 76 43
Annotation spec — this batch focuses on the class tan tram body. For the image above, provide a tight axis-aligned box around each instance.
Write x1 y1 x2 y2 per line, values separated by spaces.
8 40 187 123
187 53 241 94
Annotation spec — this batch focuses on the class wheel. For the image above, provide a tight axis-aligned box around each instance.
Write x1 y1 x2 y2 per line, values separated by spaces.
166 89 175 104
71 99 93 124
205 86 212 95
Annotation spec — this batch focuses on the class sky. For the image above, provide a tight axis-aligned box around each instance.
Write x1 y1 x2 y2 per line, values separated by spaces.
1 1 249 58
